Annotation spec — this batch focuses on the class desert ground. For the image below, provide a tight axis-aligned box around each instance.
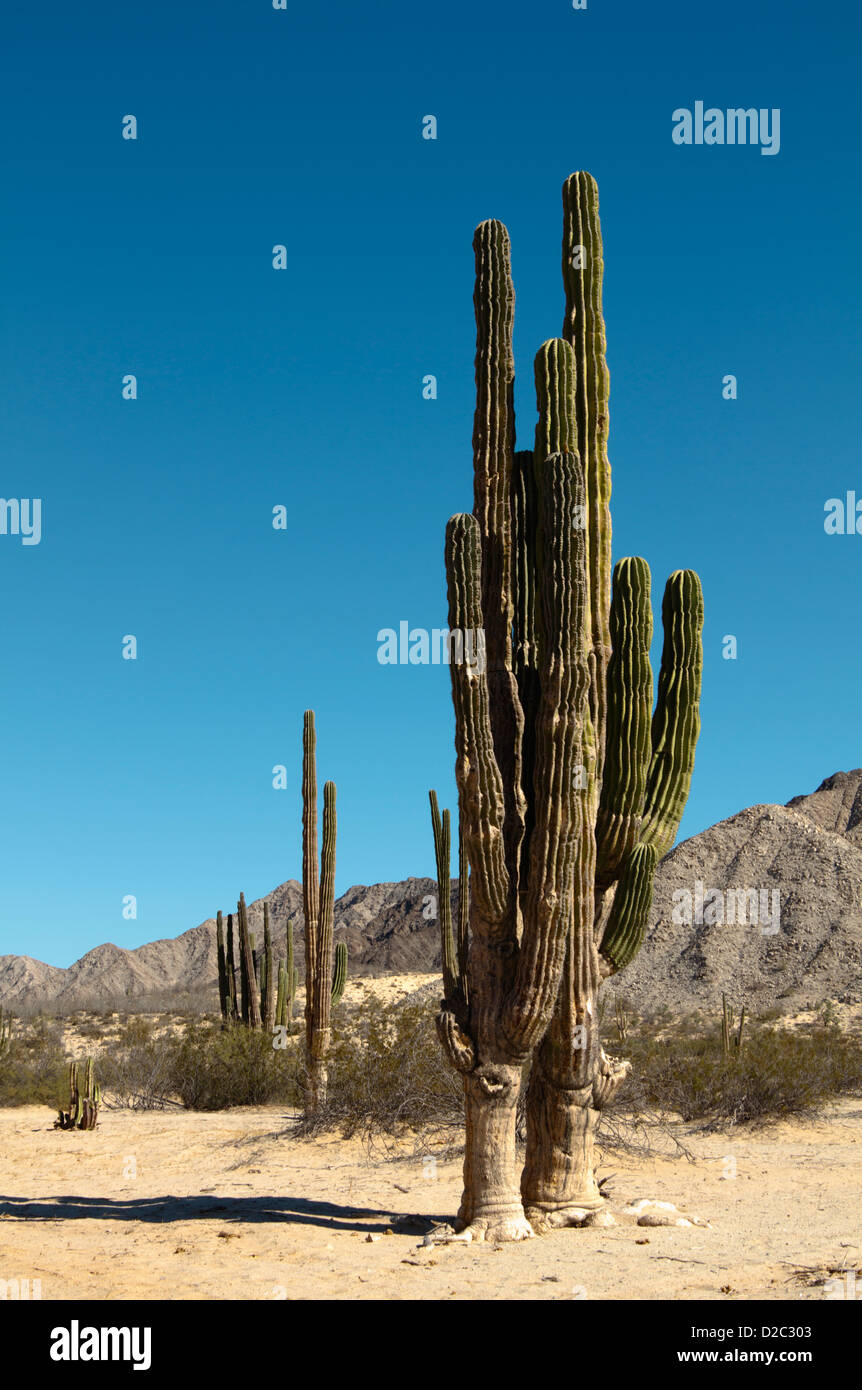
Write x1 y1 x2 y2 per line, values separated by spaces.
2 974 860 1301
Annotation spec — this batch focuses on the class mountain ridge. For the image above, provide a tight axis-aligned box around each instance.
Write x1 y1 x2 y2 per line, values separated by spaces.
3 772 861 1013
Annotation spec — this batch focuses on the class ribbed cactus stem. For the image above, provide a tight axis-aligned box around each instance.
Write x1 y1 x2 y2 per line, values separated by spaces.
275 961 287 1029
599 842 658 971
302 714 339 1112
237 893 261 1029
286 919 295 1034
331 940 348 1006
56 1055 99 1131
457 814 470 1003
216 910 229 1021
262 903 276 1032
562 170 613 786
429 790 460 998
596 557 654 886
226 913 238 1020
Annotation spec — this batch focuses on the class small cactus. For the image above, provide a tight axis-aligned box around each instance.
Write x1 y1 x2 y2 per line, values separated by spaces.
55 1057 100 1132
722 994 746 1054
0 1007 12 1056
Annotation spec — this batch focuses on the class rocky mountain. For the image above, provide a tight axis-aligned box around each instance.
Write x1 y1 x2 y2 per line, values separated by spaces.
2 771 861 1014
607 770 862 1013
0 877 447 1012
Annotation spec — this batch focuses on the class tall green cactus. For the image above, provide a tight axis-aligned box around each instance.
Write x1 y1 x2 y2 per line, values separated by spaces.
261 903 276 1032
302 711 346 1112
428 791 469 1005
216 911 230 1020
432 172 703 1242
237 893 262 1030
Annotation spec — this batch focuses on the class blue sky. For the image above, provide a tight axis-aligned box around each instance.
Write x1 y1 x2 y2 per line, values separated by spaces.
1 1 859 967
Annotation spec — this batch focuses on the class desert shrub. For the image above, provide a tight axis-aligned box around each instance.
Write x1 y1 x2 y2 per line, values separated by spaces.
0 1015 68 1107
166 1023 303 1110
305 998 462 1138
96 1019 303 1110
97 1024 178 1110
621 1021 862 1127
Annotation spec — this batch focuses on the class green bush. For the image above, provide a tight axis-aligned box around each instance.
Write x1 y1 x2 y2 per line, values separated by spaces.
622 1021 862 1127
0 1015 67 1108
167 1022 303 1110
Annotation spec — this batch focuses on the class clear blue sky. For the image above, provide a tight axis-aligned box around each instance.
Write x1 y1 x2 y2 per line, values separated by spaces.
2 1 859 967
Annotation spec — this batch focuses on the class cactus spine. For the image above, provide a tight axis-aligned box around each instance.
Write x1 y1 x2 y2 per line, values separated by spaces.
55 1057 100 1131
434 173 703 1241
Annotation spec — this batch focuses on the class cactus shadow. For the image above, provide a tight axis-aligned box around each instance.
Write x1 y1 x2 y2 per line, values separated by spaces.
0 1193 439 1234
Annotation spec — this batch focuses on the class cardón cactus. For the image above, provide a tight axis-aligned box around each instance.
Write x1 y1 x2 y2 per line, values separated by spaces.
302 710 347 1111
214 719 347 1072
432 172 703 1241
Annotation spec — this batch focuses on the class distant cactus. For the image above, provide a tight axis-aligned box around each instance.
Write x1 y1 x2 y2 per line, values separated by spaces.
428 791 469 1004
722 994 746 1053
55 1057 100 1132
0 1007 12 1056
213 714 348 1076
302 711 347 1112
261 903 276 1032
216 911 229 1019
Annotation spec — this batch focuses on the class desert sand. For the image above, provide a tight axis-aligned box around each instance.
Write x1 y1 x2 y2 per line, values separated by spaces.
1 1096 859 1301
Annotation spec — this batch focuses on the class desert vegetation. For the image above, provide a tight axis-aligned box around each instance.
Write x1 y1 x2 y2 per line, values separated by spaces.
2 993 860 1138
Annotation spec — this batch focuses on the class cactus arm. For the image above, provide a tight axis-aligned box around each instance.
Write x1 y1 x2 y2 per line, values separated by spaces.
561 171 613 783
598 842 658 972
470 219 527 907
429 791 459 998
595 558 654 886
331 940 348 1006
639 570 704 857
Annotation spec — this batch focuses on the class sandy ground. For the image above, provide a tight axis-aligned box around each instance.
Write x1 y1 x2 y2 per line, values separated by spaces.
1 1098 859 1301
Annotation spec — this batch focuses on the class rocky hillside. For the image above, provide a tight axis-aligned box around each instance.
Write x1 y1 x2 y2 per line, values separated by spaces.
2 771 861 1013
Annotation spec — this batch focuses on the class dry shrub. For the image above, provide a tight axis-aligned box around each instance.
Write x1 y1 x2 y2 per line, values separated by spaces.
303 998 462 1140
620 1020 862 1127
